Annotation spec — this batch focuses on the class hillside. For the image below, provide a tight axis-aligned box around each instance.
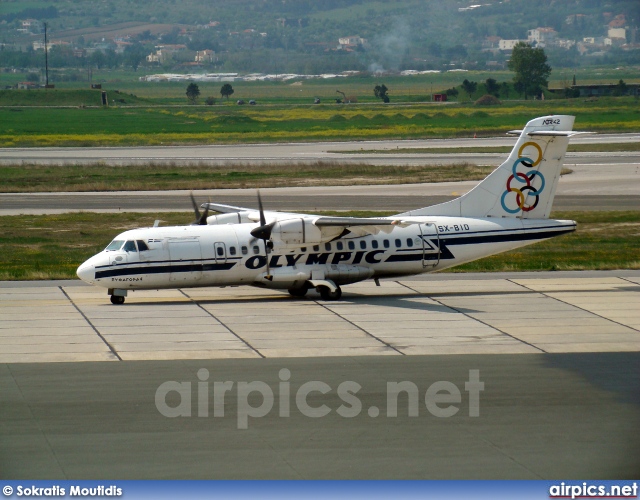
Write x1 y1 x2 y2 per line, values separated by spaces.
1 0 639 75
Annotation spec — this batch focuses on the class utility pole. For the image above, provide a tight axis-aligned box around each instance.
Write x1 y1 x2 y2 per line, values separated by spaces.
44 22 49 87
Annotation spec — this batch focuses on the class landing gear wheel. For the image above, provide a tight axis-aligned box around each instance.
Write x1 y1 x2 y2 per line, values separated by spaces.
318 286 342 301
288 287 308 298
110 295 125 305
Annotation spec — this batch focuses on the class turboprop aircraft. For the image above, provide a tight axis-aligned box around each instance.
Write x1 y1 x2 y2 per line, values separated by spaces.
77 115 585 304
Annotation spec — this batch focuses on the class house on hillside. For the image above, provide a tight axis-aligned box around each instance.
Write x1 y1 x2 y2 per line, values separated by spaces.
527 28 557 47
338 36 367 48
499 39 523 51
20 19 43 34
147 44 187 64
195 50 216 63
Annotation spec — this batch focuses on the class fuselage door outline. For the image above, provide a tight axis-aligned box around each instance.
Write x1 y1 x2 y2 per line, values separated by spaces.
420 222 440 268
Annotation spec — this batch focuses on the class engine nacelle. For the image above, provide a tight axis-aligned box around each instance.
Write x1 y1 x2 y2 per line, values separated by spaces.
270 218 343 246
207 211 254 225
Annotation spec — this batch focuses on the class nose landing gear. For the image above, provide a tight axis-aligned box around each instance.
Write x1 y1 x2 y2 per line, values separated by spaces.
108 288 127 305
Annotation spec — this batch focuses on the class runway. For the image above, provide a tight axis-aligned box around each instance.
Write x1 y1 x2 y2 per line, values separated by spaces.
1 133 638 166
1 134 638 215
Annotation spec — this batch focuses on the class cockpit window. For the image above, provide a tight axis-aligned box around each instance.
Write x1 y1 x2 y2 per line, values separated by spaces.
137 240 149 251
123 240 138 252
105 240 124 251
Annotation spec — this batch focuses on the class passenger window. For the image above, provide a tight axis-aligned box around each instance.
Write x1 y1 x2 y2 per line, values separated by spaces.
336 242 343 250
395 239 401 248
383 240 390 249
229 246 236 256
372 240 379 249
325 243 331 251
217 246 224 257
253 246 260 255
123 240 137 252
313 245 319 251
348 241 355 250
137 240 149 251
241 246 248 255
406 238 413 247
360 240 367 250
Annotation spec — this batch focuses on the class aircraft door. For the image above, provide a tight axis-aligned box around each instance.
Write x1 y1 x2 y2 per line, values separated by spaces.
419 223 440 268
168 239 202 282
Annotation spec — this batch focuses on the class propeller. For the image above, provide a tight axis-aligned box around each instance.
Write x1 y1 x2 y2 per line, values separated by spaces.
190 192 209 225
249 190 274 280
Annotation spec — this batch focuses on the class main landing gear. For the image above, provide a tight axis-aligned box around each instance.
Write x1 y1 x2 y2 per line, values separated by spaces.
287 283 343 301
318 285 342 301
110 295 125 305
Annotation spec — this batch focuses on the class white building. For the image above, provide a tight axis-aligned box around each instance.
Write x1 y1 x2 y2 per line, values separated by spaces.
527 28 557 46
499 39 523 51
608 28 626 41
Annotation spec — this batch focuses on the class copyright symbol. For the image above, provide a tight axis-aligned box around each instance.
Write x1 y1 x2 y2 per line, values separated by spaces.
2 486 13 496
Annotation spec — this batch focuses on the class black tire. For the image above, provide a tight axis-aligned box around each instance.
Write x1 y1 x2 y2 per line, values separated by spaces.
110 295 125 305
288 287 308 298
318 286 342 301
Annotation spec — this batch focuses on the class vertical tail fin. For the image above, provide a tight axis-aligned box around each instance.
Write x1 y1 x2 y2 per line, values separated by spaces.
400 115 576 219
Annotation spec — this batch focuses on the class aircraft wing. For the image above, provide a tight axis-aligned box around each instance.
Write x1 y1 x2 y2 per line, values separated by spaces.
202 202 249 214
202 202 409 235
312 216 408 236
314 216 399 227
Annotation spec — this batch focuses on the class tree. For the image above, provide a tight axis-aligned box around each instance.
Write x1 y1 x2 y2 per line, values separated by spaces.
613 79 628 96
500 82 510 99
485 78 500 97
186 83 200 104
374 84 389 103
89 50 106 69
205 96 216 105
507 42 551 100
220 83 234 100
461 79 477 100
124 43 146 72
445 87 459 99
513 80 525 99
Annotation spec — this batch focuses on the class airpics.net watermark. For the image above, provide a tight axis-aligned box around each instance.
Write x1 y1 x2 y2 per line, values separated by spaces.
155 369 484 429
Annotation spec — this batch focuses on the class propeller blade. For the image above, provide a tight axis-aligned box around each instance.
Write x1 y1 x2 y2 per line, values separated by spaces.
190 192 201 222
264 240 271 279
257 190 266 227
198 198 210 225
254 190 272 280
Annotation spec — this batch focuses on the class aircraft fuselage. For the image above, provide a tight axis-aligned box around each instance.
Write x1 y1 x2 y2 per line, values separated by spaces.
77 215 576 292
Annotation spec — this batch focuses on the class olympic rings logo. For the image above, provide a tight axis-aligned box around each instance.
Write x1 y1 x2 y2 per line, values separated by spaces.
500 141 545 214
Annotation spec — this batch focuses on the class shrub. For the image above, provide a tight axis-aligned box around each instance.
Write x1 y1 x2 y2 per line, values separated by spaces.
474 94 502 106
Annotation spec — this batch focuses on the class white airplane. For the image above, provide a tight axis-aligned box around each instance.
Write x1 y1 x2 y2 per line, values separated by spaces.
77 115 585 304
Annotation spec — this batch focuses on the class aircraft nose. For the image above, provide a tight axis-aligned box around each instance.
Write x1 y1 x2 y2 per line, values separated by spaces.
77 262 95 284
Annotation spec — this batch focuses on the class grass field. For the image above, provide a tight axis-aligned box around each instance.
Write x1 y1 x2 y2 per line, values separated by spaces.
1 96 638 147
0 211 637 281
0 162 497 192
27 67 640 102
